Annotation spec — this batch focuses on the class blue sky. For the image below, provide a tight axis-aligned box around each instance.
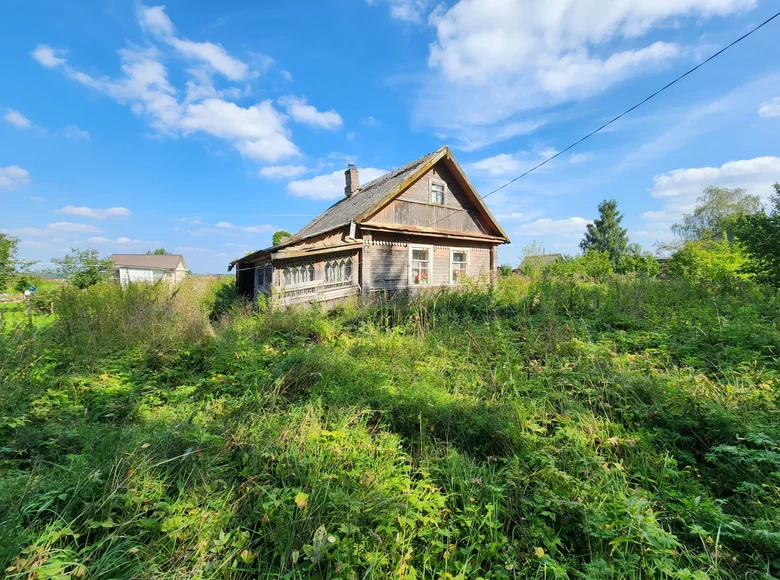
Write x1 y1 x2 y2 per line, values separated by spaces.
1 0 779 272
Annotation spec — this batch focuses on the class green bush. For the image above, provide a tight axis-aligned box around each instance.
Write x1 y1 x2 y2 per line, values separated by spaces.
667 238 750 289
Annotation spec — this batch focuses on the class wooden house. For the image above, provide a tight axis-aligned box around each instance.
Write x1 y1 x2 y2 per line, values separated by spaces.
111 254 189 286
230 146 510 307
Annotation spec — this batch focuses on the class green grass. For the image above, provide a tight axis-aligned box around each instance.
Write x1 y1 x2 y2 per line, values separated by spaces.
1 275 778 579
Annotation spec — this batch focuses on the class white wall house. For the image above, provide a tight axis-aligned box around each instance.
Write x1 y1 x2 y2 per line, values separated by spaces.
110 254 189 287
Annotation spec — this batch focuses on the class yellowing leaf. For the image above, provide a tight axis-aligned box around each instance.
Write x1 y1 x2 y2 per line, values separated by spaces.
295 491 308 510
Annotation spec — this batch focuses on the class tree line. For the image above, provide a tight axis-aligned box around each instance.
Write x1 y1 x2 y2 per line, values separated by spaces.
519 182 780 288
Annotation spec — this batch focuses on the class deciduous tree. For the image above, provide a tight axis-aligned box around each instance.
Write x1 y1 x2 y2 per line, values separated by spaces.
671 186 761 241
51 248 114 289
733 183 780 286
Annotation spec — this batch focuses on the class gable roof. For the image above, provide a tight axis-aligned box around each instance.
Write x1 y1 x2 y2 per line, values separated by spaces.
110 254 186 270
231 146 509 268
291 146 508 243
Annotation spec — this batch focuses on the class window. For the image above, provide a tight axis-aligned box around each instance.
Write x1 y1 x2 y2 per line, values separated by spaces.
254 264 271 293
283 262 314 286
430 181 445 205
451 250 469 283
324 256 353 283
409 246 431 286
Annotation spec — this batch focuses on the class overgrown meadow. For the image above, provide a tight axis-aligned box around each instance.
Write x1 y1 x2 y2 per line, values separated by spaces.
1 274 778 579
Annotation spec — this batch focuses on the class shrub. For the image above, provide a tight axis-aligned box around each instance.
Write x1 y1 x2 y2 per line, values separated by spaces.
667 238 750 289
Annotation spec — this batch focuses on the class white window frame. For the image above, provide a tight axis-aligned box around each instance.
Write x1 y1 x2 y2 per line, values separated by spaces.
429 178 445 205
450 248 470 284
282 261 315 288
408 244 433 287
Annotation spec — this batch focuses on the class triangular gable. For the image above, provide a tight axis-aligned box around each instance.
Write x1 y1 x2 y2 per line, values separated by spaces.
356 147 510 242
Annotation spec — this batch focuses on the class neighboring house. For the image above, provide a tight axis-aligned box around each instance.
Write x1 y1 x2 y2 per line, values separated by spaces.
230 146 510 306
110 254 189 286
516 253 563 273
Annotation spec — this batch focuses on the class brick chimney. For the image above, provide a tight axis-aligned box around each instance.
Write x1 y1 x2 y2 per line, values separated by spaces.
344 164 359 197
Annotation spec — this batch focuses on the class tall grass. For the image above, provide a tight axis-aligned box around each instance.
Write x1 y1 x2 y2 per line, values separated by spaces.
1 274 778 578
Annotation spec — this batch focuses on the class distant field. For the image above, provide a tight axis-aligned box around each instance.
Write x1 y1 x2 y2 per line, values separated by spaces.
1 275 778 578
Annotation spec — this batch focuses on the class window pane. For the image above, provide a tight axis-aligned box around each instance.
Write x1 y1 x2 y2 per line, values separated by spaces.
412 249 429 261
452 251 467 263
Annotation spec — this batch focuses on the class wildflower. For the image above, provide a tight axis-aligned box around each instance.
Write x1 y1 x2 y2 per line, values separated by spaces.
535 547 545 558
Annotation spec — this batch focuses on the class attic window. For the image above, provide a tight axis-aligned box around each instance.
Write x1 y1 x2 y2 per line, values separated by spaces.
430 181 445 205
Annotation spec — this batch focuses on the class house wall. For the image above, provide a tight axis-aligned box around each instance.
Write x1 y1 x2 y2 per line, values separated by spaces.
365 231 495 291
118 267 168 285
271 249 360 306
365 161 492 235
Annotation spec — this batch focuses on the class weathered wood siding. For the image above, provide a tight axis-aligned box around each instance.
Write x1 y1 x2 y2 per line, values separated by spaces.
371 244 408 289
365 161 492 235
365 231 495 291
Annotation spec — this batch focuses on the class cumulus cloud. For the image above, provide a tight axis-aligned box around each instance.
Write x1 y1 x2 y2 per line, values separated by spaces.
47 222 104 233
651 156 780 206
366 0 430 23
55 205 131 219
215 221 276 233
417 0 755 148
287 168 387 200
466 147 557 177
63 125 90 140
181 98 299 162
278 96 343 131
32 7 343 166
0 166 31 189
515 217 591 237
87 236 160 245
31 44 67 68
259 165 309 179
4 109 32 128
138 4 249 80
759 97 780 118
641 156 780 234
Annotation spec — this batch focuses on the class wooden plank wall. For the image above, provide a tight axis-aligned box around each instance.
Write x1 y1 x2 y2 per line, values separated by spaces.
366 162 492 235
366 232 496 290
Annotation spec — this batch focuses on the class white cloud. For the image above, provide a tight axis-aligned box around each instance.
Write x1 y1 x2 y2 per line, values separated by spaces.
259 164 309 179
47 222 104 233
178 216 202 224
417 0 754 148
367 0 430 23
444 119 548 152
651 156 780 205
215 221 275 233
15 227 49 236
64 125 90 140
759 97 780 118
138 4 249 80
29 196 46 203
0 166 31 189
4 109 32 128
87 236 158 245
175 246 209 252
55 205 131 219
181 98 299 162
278 96 343 131
642 156 780 235
466 146 558 178
515 217 591 237
287 168 387 200
31 44 67 68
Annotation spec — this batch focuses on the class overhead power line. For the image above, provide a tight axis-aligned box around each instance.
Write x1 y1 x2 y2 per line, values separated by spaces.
426 9 780 230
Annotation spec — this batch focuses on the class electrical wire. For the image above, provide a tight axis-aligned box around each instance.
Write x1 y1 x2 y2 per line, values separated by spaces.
424 9 780 230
